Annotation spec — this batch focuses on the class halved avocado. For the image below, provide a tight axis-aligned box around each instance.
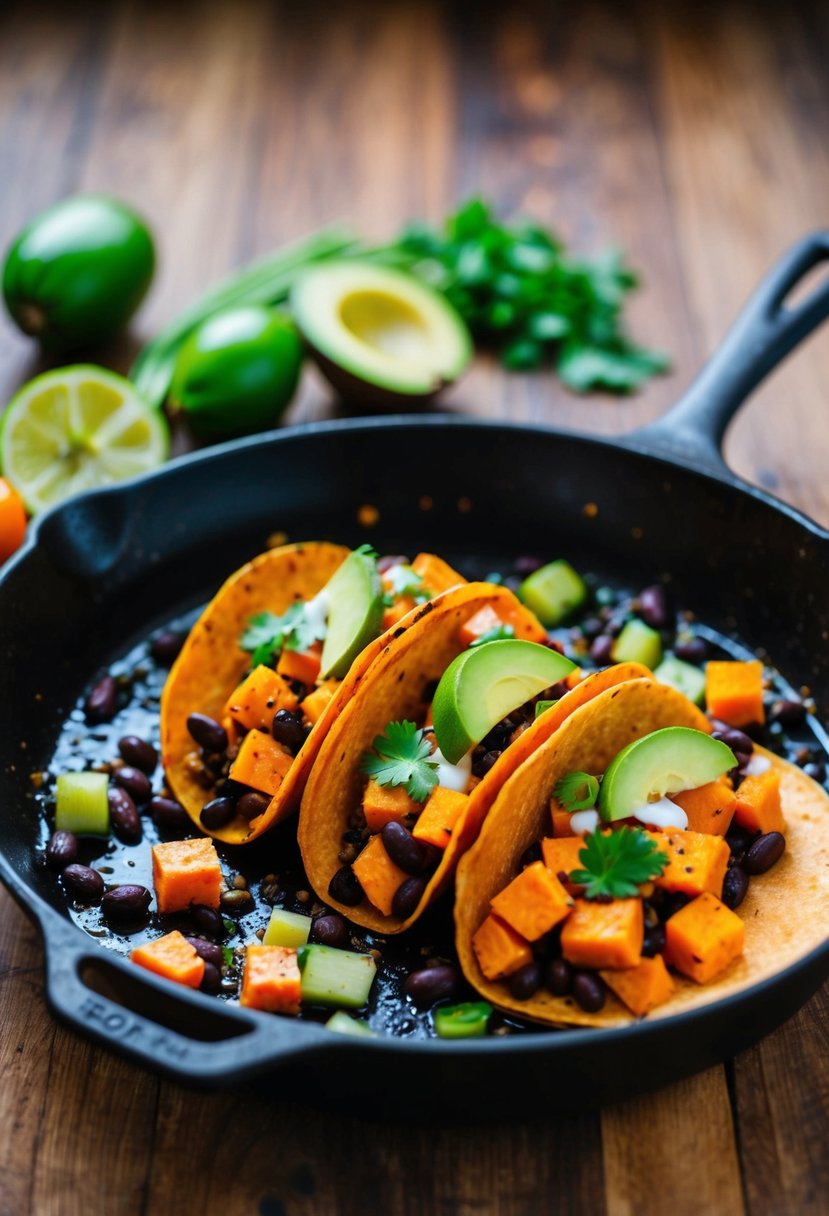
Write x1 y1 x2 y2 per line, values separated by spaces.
291 260 472 408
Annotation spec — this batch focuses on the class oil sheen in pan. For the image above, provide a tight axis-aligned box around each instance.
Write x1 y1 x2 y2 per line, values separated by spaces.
34 569 829 1041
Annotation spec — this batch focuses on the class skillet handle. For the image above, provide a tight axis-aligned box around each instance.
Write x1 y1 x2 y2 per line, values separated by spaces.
39 910 329 1085
631 230 829 474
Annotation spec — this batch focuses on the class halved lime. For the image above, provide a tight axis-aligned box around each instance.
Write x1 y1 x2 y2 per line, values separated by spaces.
1 364 168 513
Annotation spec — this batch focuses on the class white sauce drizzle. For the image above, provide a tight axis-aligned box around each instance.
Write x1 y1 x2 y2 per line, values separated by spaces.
743 754 772 777
431 745 472 793
631 797 688 830
302 590 330 639
570 809 600 835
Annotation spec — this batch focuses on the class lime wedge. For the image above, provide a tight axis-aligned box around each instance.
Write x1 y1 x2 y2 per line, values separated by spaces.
1 364 168 513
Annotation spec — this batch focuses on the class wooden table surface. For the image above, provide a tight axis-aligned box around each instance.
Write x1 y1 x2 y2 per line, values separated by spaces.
2 1 829 1212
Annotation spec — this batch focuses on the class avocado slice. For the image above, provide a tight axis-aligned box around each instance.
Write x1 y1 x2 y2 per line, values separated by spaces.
597 727 736 823
291 260 472 406
319 548 383 679
432 639 576 764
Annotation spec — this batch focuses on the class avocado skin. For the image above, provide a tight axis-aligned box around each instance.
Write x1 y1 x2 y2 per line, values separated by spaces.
306 341 449 413
2 195 155 353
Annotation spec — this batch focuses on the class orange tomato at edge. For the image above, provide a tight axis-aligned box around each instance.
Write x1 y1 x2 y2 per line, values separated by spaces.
0 477 27 562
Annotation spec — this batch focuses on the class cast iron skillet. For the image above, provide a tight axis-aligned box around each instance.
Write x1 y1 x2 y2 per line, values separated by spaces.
1 233 828 1117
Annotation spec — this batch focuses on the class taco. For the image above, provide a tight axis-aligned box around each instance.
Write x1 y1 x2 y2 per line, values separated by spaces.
298 570 655 932
454 676 829 1027
160 542 464 844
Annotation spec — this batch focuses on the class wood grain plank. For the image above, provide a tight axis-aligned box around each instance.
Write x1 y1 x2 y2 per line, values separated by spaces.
602 1067 746 1216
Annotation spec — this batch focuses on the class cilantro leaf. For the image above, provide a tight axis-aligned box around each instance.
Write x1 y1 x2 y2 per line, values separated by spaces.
381 563 429 605
360 720 440 803
240 600 325 666
553 770 599 812
468 624 516 648
570 827 668 900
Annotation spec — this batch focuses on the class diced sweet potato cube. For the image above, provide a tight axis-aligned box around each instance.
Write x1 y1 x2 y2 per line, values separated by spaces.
410 552 464 595
705 660 765 727
362 780 419 833
301 678 338 726
647 829 730 898
541 836 586 893
600 955 675 1016
229 728 293 796
671 780 736 836
413 785 469 849
225 664 298 730
131 930 205 989
733 769 785 835
277 644 321 686
458 605 506 647
472 913 534 980
551 803 576 837
491 861 573 941
152 837 222 913
240 945 302 1015
351 835 408 916
664 891 744 984
560 898 643 970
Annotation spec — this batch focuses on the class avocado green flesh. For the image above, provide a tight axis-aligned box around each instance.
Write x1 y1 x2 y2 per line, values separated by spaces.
432 639 576 765
597 727 737 823
319 551 383 679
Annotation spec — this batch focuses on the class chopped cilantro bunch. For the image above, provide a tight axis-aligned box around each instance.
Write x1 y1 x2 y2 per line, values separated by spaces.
360 720 439 803
393 197 668 392
381 563 430 608
240 602 326 668
570 827 668 900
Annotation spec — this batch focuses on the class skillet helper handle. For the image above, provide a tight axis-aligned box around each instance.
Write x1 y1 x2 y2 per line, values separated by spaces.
39 912 325 1084
633 230 829 474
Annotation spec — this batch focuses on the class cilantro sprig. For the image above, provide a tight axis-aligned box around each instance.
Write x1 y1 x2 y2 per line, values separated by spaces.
381 563 431 608
360 720 439 803
392 197 669 393
570 827 668 900
553 770 599 812
240 601 326 668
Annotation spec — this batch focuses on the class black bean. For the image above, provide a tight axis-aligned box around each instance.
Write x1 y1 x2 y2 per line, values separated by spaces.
117 735 157 774
85 675 118 724
310 914 348 949
521 841 543 868
482 721 513 752
545 958 573 996
377 554 409 573
391 875 428 919
544 638 566 656
744 831 786 875
734 749 753 772
712 723 755 756
101 884 151 922
674 636 709 664
150 795 190 834
184 936 224 968
638 585 669 630
236 790 270 821
113 765 152 804
190 904 226 939
579 617 604 641
590 635 614 665
514 555 543 576
108 786 142 844
660 891 691 920
150 629 184 665
381 822 440 875
722 866 749 909
508 962 543 1001
271 709 306 752
403 964 461 1009
476 749 501 777
641 924 666 957
328 866 364 907
200 796 236 831
200 961 222 992
572 971 606 1013
62 864 104 903
186 713 228 753
725 823 754 857
45 830 78 871
770 698 806 727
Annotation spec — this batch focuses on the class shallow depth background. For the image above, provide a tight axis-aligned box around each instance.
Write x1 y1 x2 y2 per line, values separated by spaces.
1 1 828 1213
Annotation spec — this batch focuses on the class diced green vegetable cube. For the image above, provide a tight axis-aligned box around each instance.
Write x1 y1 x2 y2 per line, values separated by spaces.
434 1001 493 1039
298 944 377 1009
325 1011 377 1037
611 619 662 670
56 772 110 836
519 560 587 627
653 655 707 706
263 907 312 949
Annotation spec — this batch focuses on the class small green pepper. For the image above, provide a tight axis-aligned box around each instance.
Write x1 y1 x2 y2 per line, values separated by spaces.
433 1001 493 1039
